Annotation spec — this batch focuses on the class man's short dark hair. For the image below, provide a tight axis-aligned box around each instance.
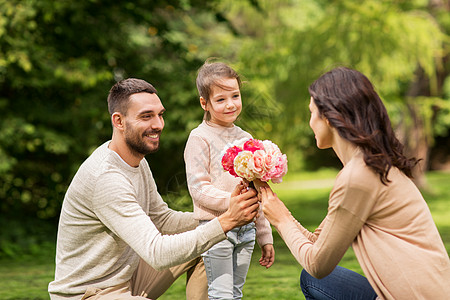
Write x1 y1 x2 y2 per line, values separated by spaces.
107 78 158 116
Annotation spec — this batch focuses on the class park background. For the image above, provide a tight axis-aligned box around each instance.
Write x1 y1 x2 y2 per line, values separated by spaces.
0 0 449 299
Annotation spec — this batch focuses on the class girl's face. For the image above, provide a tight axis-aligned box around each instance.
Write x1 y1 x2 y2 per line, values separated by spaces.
309 97 333 149
201 77 242 127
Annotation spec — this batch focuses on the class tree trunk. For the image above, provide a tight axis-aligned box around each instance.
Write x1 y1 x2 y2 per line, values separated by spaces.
396 97 429 189
397 0 450 189
393 65 430 189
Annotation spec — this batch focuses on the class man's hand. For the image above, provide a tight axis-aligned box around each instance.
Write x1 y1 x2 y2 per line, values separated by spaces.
218 182 259 233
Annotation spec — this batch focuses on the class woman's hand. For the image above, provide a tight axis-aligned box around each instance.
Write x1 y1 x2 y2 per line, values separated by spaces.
259 244 275 269
252 178 270 193
260 186 292 228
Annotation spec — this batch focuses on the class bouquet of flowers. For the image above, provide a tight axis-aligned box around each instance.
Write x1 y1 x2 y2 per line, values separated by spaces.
221 138 288 184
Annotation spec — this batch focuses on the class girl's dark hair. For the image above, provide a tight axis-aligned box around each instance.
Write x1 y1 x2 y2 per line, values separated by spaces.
309 67 419 184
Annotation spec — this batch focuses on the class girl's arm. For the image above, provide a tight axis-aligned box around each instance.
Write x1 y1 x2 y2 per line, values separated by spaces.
184 134 232 213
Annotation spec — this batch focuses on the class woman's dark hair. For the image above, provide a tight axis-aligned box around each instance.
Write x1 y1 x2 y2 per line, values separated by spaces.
309 67 419 184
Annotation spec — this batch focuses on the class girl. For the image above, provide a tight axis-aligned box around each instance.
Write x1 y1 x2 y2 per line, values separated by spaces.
260 67 450 299
184 61 275 299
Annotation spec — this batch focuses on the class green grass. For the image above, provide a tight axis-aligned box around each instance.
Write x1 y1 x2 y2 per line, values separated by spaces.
0 259 55 300
1 170 449 300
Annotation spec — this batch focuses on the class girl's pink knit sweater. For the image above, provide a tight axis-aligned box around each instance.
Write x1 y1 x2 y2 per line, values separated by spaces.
184 121 273 247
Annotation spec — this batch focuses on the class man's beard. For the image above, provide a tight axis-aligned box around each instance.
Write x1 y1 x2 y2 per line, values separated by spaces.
124 124 161 156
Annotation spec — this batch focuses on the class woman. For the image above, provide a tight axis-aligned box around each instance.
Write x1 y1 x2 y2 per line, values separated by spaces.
260 67 450 299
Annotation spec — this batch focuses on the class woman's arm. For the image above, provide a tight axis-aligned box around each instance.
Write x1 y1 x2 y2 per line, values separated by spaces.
260 185 365 279
293 217 324 243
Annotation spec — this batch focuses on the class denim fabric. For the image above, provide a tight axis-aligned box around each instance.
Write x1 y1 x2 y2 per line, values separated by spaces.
300 266 378 300
199 221 256 300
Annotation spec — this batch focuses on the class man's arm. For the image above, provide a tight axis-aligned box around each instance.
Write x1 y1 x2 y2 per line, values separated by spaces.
93 172 224 270
147 192 198 235
92 173 258 271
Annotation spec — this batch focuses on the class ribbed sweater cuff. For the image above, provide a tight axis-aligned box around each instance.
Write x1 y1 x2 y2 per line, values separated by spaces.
202 217 227 243
257 234 274 247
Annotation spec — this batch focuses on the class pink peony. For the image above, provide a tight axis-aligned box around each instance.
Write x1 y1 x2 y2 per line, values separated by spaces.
262 154 288 183
262 140 280 153
248 150 266 178
272 154 288 182
261 150 279 173
221 146 242 177
243 139 265 153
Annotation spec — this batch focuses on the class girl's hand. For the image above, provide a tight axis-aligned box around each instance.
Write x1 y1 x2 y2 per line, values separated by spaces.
260 186 292 228
259 244 275 269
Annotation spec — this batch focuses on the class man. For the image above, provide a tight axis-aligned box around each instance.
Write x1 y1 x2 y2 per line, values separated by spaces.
48 78 259 299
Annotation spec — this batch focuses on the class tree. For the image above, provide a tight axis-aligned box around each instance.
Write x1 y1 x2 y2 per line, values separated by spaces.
2 0 449 257
220 0 450 186
0 0 245 256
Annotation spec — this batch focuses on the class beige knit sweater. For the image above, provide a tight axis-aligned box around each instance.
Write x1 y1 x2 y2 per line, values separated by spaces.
276 149 450 299
184 121 273 247
48 141 226 299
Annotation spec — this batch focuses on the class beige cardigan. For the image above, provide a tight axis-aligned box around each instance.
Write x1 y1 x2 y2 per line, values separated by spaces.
276 150 450 299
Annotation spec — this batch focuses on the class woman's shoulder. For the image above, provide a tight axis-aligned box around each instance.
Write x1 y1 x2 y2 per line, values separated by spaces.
337 153 380 188
330 153 383 211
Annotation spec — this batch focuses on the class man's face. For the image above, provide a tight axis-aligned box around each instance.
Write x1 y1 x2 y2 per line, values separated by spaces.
122 92 165 156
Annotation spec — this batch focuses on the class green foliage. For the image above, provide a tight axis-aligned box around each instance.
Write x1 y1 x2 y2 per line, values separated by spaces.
220 0 449 171
1 0 450 258
0 0 233 226
434 77 450 137
0 260 55 300
0 0 114 224
0 0 245 258
0 217 56 260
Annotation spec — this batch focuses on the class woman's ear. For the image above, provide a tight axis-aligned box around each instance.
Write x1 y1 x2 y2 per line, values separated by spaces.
111 112 124 130
200 97 208 111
